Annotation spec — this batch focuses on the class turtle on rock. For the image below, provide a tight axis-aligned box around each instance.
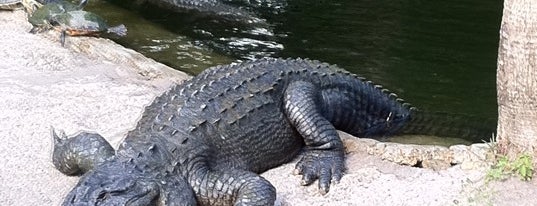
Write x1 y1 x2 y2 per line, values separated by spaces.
28 0 87 33
50 10 127 46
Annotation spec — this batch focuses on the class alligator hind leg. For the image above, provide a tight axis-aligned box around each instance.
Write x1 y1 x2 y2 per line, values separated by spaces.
284 81 345 194
51 128 115 175
192 169 276 206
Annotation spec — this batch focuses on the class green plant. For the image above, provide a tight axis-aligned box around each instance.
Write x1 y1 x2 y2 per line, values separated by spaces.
486 153 533 182
486 155 510 181
513 154 533 181
484 134 533 181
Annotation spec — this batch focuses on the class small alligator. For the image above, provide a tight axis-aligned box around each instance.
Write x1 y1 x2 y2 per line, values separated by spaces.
130 0 266 23
53 58 481 205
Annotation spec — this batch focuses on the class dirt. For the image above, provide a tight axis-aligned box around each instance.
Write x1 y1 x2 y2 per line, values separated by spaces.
1 10 536 206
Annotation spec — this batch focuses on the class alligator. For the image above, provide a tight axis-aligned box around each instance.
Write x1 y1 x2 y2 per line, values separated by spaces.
52 57 486 205
127 0 268 24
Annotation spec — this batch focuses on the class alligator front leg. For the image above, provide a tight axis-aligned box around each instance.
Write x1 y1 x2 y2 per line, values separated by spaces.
51 128 115 175
284 81 345 194
191 168 276 206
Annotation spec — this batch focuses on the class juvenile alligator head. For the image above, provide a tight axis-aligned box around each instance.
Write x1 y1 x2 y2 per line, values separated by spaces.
62 160 161 206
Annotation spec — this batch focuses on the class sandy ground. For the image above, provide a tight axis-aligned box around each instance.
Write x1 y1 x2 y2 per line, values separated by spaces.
1 10 536 206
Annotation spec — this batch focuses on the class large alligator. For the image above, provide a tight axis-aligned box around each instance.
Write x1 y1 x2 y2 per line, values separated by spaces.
52 58 485 205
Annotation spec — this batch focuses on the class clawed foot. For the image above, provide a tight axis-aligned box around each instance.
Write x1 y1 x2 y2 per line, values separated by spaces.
294 149 345 194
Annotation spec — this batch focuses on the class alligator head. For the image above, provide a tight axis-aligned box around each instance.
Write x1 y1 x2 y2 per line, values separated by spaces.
61 156 198 206
61 160 160 206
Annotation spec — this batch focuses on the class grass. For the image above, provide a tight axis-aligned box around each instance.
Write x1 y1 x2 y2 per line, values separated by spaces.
485 134 534 182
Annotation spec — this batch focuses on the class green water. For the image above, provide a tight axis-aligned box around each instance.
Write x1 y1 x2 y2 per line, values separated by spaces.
87 0 501 143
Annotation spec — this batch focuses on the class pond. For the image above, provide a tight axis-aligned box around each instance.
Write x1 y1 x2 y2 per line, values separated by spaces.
87 0 502 144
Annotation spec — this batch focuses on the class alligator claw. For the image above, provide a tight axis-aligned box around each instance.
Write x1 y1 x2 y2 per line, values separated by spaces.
295 150 345 194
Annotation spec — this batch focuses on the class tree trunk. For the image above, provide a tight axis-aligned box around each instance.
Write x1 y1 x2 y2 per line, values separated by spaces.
496 0 537 162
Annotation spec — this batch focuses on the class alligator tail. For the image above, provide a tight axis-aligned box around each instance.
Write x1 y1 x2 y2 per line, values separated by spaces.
400 110 497 143
107 24 128 36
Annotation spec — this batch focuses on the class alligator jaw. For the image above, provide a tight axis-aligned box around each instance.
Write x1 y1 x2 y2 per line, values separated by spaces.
61 160 160 206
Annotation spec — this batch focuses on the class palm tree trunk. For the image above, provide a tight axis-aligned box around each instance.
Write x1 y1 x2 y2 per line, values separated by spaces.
496 0 537 162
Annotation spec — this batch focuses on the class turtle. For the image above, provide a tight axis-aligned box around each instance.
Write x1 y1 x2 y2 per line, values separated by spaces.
0 0 42 13
28 0 87 33
49 10 127 46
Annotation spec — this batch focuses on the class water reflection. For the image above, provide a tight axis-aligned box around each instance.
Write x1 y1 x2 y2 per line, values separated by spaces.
275 0 500 125
86 0 233 74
